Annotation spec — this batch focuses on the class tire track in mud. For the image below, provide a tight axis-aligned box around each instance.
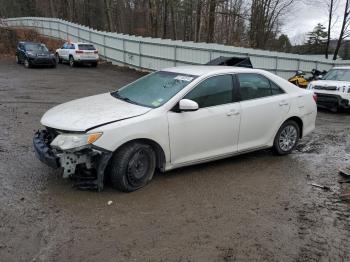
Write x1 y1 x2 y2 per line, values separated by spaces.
294 115 350 261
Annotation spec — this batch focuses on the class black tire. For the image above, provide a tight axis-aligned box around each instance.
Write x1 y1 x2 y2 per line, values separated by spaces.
24 58 31 68
51 63 57 69
109 142 156 192
69 56 75 67
16 55 21 64
91 62 98 67
55 53 62 64
273 120 300 155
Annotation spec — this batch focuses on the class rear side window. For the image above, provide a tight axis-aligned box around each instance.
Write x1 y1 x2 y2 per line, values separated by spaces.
184 74 233 108
237 74 284 101
78 44 96 50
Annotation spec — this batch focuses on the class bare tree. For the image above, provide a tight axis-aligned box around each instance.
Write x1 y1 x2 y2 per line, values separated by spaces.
333 0 350 60
249 0 295 49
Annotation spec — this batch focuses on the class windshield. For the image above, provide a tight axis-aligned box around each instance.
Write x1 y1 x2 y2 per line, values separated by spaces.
323 69 350 82
24 43 48 52
111 71 197 108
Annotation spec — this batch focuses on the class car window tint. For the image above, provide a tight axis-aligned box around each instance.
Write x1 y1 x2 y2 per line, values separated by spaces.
184 75 233 108
271 81 285 95
78 44 96 50
237 74 272 100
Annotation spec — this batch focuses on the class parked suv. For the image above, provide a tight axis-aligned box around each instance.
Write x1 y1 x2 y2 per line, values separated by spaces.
307 67 350 112
16 41 56 68
55 42 99 67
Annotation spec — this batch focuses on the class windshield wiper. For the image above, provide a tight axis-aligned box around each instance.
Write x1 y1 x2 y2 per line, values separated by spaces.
112 92 142 106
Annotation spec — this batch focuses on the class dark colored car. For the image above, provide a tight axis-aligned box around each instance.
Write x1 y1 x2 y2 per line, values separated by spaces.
16 42 57 68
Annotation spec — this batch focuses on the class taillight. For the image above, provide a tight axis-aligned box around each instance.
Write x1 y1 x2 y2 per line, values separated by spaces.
76 50 83 54
313 93 317 102
94 50 98 54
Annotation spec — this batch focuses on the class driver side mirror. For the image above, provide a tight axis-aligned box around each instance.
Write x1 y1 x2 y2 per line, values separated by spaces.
179 99 199 112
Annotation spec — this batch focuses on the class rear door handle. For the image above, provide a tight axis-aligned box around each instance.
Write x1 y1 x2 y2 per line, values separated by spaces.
227 110 240 116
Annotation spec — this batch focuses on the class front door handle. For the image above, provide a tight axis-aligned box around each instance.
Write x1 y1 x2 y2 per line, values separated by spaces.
279 101 289 106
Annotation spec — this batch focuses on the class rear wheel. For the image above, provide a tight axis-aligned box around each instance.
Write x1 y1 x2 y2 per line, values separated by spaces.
109 142 156 192
69 56 75 67
91 62 98 67
273 120 300 155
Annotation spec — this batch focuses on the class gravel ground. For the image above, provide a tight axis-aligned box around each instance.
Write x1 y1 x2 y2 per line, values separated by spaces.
0 58 349 262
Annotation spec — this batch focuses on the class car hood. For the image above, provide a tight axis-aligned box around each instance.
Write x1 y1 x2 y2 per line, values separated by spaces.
310 80 350 92
41 93 152 132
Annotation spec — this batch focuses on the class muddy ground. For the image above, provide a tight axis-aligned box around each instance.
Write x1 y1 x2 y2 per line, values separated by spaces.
0 57 349 262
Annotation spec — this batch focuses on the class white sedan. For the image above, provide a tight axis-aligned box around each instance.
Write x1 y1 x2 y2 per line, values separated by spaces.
33 66 317 192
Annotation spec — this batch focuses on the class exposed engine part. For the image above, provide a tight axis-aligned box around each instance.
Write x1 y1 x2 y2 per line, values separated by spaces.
58 151 96 178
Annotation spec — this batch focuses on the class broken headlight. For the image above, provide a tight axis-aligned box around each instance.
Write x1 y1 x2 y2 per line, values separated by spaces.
50 132 102 151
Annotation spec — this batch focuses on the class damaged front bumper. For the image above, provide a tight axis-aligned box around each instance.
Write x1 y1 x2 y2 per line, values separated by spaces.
33 129 112 191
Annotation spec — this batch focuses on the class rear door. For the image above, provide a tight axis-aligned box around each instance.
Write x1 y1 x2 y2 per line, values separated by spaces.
167 74 241 166
236 73 290 151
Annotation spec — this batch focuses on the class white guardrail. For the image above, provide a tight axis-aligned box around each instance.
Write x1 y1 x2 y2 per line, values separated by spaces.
4 17 350 78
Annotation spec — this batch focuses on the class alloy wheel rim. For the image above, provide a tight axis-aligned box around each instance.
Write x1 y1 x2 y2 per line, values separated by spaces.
279 125 297 151
70 58 74 66
24 60 29 67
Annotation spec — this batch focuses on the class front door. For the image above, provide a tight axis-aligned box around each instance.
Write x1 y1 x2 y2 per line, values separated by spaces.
167 74 241 166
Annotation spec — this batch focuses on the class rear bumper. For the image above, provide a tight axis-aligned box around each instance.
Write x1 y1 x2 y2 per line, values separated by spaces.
75 59 98 63
315 93 349 110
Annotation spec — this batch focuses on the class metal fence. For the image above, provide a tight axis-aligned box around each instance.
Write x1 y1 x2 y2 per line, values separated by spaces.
4 17 350 79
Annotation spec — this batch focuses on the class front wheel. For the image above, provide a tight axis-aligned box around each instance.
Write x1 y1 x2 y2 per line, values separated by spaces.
109 142 156 192
24 58 31 68
273 120 300 155
16 55 21 64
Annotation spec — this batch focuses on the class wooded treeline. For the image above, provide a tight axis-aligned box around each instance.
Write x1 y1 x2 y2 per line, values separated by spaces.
1 0 349 59
0 0 295 51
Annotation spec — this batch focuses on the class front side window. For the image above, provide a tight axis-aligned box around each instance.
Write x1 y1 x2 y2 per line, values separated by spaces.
184 74 233 108
237 74 284 100
111 71 197 108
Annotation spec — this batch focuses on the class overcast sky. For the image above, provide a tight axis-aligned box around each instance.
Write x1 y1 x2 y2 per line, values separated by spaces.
281 0 346 44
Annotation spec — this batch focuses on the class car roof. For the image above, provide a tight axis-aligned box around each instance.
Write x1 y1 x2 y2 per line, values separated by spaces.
162 66 260 76
66 42 95 45
19 41 43 45
333 66 350 70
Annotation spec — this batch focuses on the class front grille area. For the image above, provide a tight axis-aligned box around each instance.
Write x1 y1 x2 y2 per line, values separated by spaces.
313 85 337 90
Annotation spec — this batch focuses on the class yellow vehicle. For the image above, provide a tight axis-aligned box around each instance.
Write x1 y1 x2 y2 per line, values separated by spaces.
288 71 310 88
288 69 327 88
